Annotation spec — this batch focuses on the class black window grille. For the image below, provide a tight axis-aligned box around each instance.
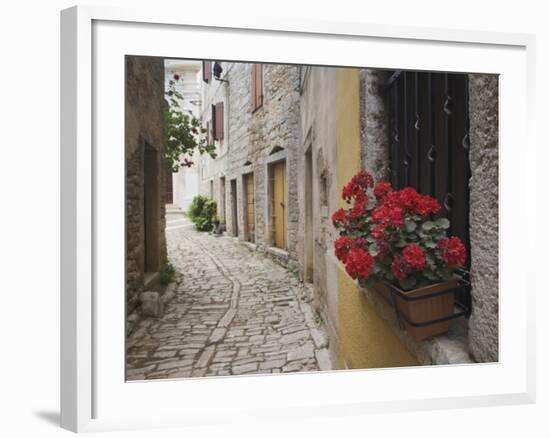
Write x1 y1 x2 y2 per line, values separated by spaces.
385 71 471 312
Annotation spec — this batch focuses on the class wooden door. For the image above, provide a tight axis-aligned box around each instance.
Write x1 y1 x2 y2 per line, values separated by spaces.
272 161 287 249
244 173 255 242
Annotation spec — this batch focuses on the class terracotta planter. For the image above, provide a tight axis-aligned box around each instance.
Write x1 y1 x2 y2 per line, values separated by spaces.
371 277 460 341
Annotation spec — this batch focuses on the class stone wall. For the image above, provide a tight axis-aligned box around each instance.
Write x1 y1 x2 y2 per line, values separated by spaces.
360 69 390 181
467 74 499 362
297 66 339 364
126 56 167 313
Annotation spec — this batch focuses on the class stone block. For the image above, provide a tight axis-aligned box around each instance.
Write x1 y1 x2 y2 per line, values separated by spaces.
140 291 164 318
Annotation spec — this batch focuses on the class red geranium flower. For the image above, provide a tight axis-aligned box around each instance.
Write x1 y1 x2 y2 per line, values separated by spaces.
391 255 412 281
388 206 405 227
372 224 386 241
334 236 354 263
402 244 426 270
371 203 404 228
345 247 375 280
374 181 392 200
437 236 466 267
376 239 391 259
398 187 420 210
415 194 441 217
342 170 374 203
349 197 369 220
332 208 347 227
353 170 374 189
173 74 180 81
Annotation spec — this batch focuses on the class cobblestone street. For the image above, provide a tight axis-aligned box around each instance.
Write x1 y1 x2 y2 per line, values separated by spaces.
127 211 333 380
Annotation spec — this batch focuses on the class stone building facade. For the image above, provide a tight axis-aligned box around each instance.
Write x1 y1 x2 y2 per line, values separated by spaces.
199 61 301 262
126 56 167 314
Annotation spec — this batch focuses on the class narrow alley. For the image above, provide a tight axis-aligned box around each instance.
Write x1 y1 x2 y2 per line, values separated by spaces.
126 210 332 380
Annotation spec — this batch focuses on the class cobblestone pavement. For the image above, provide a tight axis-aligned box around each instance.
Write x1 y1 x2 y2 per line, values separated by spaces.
126 212 332 380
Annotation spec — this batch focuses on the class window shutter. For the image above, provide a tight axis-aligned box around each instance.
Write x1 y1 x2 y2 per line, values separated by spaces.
251 64 263 111
215 102 224 140
250 64 257 110
211 104 216 140
203 61 212 83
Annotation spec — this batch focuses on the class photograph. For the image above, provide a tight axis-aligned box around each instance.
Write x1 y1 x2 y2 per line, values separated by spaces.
125 56 499 380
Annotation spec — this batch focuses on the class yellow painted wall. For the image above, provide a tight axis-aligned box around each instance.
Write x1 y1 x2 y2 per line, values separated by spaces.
335 68 418 369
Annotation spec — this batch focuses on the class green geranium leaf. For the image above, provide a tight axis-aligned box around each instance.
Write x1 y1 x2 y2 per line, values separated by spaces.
399 276 417 291
422 221 435 231
424 239 437 249
405 219 417 233
435 217 450 229
423 269 438 280
437 266 453 280
368 243 379 257
395 238 407 248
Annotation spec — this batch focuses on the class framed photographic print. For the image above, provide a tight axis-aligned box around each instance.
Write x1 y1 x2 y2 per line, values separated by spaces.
61 4 536 433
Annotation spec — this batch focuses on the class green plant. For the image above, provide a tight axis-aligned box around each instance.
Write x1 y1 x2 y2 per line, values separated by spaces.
188 195 217 231
159 262 176 285
164 75 217 172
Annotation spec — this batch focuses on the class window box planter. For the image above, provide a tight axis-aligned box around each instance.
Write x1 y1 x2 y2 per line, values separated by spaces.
367 275 468 341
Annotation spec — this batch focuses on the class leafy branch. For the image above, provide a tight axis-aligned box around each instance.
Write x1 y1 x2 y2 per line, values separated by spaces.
164 76 217 172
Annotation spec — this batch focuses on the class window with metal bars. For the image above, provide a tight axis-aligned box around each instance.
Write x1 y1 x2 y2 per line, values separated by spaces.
385 71 471 312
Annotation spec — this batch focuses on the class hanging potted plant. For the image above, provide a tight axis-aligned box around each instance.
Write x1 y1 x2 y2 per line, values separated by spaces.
332 170 467 340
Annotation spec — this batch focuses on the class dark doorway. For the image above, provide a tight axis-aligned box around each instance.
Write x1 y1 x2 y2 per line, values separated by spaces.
164 163 173 205
220 176 226 222
144 144 160 273
304 148 314 283
230 179 238 237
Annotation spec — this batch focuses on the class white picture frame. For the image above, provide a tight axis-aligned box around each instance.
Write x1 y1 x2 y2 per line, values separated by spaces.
60 4 536 433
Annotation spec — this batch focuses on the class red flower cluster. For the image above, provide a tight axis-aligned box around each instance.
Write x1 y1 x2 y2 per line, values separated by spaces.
391 255 412 280
345 247 375 280
382 187 441 218
374 182 392 200
342 170 374 203
332 208 347 228
333 170 467 289
402 244 426 270
349 197 369 220
397 187 419 209
415 195 441 217
334 236 354 263
437 237 466 267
